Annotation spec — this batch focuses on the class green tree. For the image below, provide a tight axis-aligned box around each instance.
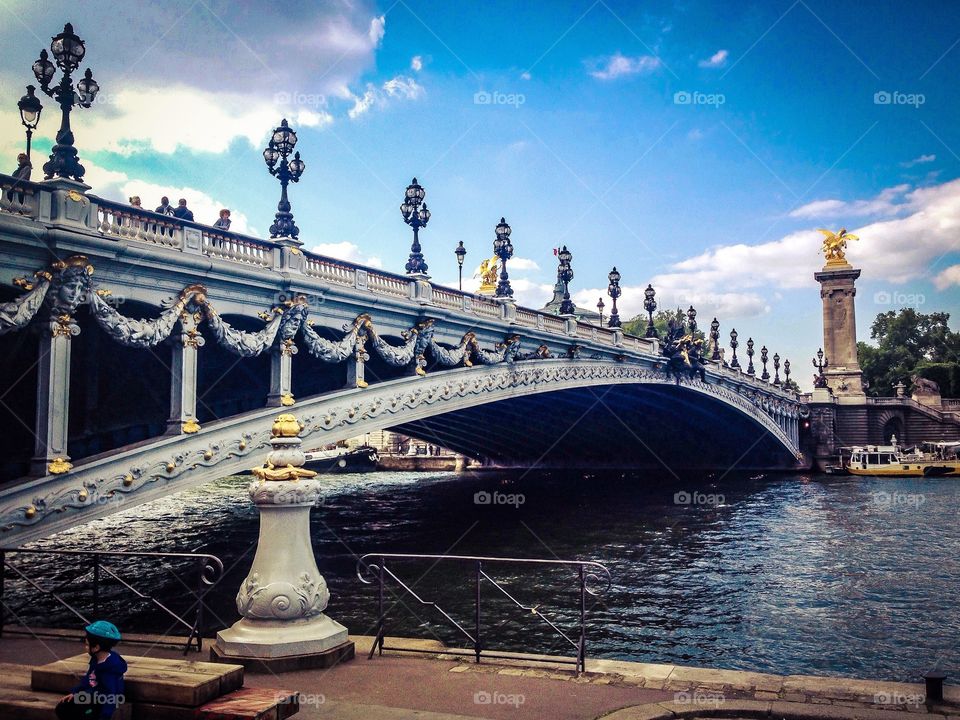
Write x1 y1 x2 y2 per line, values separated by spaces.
857 309 960 396
624 307 704 339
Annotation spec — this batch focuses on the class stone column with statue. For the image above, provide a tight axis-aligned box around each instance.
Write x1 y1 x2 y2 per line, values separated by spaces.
212 413 354 671
813 228 866 399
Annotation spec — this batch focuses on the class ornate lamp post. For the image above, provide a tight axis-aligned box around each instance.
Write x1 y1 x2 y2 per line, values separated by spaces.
32 23 99 181
557 245 575 315
607 267 622 328
710 318 721 361
643 284 658 338
597 297 605 327
746 338 755 375
493 217 514 299
729 328 741 369
401 177 431 275
773 352 781 385
454 241 466 291
812 348 829 387
18 86 43 161
686 305 698 333
263 119 305 239
784 359 792 388
760 345 770 381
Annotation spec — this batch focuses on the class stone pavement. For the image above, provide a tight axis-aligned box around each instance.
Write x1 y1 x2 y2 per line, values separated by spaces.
0 629 956 720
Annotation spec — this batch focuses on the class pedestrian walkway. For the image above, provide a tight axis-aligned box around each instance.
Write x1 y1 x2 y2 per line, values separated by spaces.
0 629 956 720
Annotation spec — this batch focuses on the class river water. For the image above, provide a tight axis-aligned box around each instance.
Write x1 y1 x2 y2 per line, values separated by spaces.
15 470 960 682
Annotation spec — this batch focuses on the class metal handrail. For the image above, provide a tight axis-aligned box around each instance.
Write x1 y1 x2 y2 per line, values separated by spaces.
356 553 611 673
0 548 224 654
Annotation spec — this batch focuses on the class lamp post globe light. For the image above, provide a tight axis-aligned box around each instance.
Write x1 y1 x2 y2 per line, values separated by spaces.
557 245 575 316
729 328 740 369
401 177 430 275
746 337 755 375
710 318 721 361
454 241 467 291
784 358 792 388
607 267 622 328
643 284 657 338
263 119 305 240
686 305 698 333
597 297 605 327
32 22 99 181
760 345 770 381
17 85 43 161
493 217 514 299
773 352 781 385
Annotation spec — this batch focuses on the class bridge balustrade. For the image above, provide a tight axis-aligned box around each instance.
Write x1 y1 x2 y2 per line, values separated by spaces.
201 228 273 268
0 176 40 219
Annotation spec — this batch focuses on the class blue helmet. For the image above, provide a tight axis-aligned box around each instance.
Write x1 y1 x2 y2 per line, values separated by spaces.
85 620 121 641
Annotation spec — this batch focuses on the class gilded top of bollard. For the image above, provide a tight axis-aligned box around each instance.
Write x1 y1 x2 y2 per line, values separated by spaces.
272 413 304 438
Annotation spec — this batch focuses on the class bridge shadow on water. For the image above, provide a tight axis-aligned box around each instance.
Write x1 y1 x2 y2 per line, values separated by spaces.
11 469 960 682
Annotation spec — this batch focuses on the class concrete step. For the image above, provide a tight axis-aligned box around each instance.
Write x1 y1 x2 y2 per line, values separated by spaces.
32 653 244 706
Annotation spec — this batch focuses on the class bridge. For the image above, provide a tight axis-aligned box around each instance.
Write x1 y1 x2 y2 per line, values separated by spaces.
0 174 802 544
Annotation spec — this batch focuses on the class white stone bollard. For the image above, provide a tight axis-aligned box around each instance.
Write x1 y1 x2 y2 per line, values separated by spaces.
213 414 354 671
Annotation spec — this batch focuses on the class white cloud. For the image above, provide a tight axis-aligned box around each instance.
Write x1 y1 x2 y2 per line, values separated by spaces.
901 153 936 168
348 75 424 119
589 52 661 80
520 72 532 80
642 178 960 321
934 264 960 289
368 15 386 46
510 278 555 308
698 49 728 68
789 184 911 219
510 257 540 271
310 241 383 268
411 55 423 72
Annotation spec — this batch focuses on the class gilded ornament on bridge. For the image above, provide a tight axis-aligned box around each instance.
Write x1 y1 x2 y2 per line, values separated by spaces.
272 413 304 438
818 228 858 266
251 462 318 482
47 457 73 475
280 393 296 407
182 419 201 434
476 256 499 295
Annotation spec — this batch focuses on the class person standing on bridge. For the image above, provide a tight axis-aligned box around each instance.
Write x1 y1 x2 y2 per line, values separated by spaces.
172 198 194 221
155 196 175 215
56 620 127 719
213 208 231 230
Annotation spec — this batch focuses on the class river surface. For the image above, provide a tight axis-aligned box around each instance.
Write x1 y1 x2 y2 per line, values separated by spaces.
15 470 960 681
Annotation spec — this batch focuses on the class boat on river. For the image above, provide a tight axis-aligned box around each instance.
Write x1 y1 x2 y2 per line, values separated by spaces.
846 438 960 477
303 444 380 473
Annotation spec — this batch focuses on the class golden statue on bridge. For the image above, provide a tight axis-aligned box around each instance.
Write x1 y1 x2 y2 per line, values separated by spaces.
475 256 499 295
817 227 858 266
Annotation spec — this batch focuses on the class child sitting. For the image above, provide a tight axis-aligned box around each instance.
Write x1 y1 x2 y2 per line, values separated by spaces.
56 620 128 719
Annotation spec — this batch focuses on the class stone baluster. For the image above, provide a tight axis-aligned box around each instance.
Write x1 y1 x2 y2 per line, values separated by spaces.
167 311 204 434
31 316 80 476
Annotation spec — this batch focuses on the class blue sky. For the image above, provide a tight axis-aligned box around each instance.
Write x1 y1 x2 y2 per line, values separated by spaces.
1 0 959 389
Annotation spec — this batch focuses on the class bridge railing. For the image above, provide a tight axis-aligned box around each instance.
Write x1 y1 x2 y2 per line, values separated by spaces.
0 175 42 219
3 177 799 402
